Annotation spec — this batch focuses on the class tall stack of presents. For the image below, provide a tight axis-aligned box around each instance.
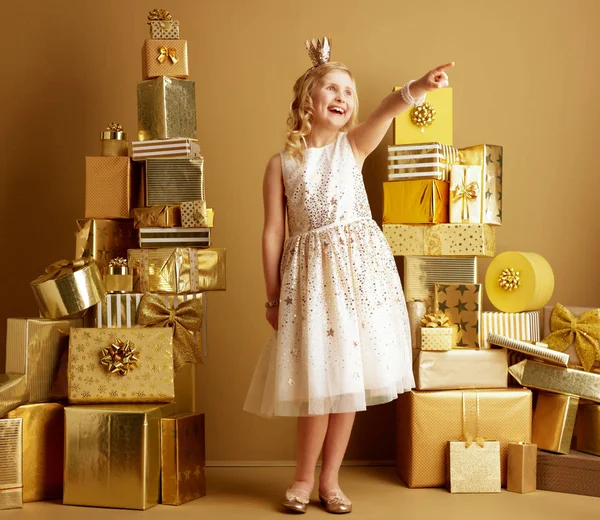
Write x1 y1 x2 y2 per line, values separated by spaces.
1 10 600 512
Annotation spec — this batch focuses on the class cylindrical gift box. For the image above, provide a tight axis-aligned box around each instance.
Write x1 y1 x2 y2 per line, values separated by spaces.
100 128 129 157
104 264 133 294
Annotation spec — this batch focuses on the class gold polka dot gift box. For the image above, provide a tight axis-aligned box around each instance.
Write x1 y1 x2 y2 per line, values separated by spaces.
142 39 189 79
147 9 180 39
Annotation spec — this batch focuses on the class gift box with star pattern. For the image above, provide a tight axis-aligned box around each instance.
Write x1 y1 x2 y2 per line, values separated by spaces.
434 283 481 349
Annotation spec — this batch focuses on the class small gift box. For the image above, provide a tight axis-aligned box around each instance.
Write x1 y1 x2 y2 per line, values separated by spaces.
420 311 454 351
133 205 182 228
143 39 189 79
383 179 449 224
103 257 133 293
139 227 211 248
161 413 206 505
449 165 484 224
532 392 579 454
507 442 537 494
181 200 215 228
387 142 459 181
67 327 175 404
0 418 23 510
30 259 105 319
144 158 205 206
137 77 197 141
147 8 180 39
100 123 128 157
480 310 541 349
0 374 28 418
132 138 201 160
574 404 600 456
488 334 569 367
434 283 482 349
447 440 501 493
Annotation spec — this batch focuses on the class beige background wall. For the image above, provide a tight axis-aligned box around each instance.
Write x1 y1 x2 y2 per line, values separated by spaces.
1 0 599 464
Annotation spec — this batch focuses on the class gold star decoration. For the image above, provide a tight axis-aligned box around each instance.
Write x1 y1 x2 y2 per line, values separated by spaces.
100 339 140 376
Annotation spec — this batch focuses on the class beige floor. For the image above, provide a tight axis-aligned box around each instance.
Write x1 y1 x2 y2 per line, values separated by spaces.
3 466 598 519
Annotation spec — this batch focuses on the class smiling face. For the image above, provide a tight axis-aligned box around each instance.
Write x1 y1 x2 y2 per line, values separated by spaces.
310 70 356 131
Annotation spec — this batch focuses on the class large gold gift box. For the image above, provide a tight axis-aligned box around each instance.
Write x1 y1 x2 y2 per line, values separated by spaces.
396 389 532 488
507 442 537 493
85 157 142 219
0 417 22 510
434 283 481 349
161 413 206 505
383 223 495 257
0 374 28 417
574 404 600 456
133 205 182 228
7 403 64 502
67 328 175 404
128 247 226 293
5 318 82 402
143 39 189 79
383 180 449 224
532 392 578 454
63 403 179 510
137 77 197 141
447 441 501 493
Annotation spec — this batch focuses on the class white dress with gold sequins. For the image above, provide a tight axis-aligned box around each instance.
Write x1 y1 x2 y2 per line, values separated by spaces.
244 132 414 417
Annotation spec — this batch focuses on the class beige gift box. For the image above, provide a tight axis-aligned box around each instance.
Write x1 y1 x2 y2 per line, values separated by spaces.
143 39 189 79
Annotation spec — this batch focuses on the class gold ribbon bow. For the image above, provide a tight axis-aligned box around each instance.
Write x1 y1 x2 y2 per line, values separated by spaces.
451 174 479 222
35 257 91 284
464 434 486 448
542 303 600 372
420 311 451 328
147 8 172 21
137 293 203 372
100 339 139 376
157 46 178 64
106 122 123 132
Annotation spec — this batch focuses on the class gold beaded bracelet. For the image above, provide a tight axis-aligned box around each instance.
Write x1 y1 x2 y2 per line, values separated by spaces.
265 299 280 308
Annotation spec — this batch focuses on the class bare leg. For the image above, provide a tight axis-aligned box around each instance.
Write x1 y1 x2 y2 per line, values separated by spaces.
319 412 356 493
290 414 329 494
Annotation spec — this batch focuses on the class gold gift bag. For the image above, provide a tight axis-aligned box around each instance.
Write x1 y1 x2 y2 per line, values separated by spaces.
0 418 22 510
532 392 579 454
506 442 537 493
434 283 482 349
383 180 449 224
143 39 189 79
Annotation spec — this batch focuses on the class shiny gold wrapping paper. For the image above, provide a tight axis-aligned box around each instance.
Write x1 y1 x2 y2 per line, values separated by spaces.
396 389 532 488
382 180 449 224
68 328 175 404
0 418 22 510
30 260 106 319
415 348 508 390
537 450 600 497
75 219 138 272
383 223 495 257
434 283 481 349
104 273 133 293
161 413 206 505
447 441 501 493
449 165 485 224
85 157 142 219
7 403 64 502
137 77 197 141
574 404 600 456
144 158 205 206
481 310 541 349
0 374 28 417
100 138 129 157
139 227 211 248
532 392 578 454
509 360 600 403
5 318 82 403
143 39 189 79
507 442 537 493
420 327 454 351
387 143 459 181
63 403 179 510
128 247 226 293
133 205 182 228
459 144 503 225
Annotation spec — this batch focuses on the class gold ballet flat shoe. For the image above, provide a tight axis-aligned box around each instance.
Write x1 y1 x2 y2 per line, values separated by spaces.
319 490 352 514
282 488 310 514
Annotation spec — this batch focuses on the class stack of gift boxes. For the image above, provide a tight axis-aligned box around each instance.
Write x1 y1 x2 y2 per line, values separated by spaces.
385 87 600 495
0 9 222 510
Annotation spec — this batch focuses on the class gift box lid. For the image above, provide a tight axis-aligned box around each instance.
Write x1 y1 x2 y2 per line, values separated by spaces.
537 449 600 470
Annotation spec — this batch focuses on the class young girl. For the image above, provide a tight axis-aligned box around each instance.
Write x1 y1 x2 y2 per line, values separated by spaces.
244 38 453 514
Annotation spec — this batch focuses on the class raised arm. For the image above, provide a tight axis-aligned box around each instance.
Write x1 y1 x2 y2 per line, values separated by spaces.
348 62 454 161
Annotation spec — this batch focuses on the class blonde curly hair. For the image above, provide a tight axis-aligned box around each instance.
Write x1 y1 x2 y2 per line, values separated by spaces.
285 62 359 162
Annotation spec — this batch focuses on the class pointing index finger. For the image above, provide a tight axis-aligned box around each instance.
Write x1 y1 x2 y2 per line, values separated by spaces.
435 61 455 72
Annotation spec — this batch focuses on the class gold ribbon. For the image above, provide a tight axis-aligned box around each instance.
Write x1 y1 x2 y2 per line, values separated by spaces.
542 303 600 372
451 171 479 222
35 257 91 284
410 102 436 133
462 391 487 448
157 47 178 64
420 311 451 328
100 339 139 376
147 8 172 21
108 257 128 268
498 267 520 292
137 293 203 372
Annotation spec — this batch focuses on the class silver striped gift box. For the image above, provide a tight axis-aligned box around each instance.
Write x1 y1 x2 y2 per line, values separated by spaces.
139 227 211 248
144 158 205 206
0 417 22 510
388 143 459 181
131 139 201 161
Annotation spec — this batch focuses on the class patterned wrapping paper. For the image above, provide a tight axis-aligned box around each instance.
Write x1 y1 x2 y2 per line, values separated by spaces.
0 375 28 418
458 144 503 225
507 442 537 494
75 219 138 272
404 256 477 305
0 418 22 510
532 392 578 454
5 318 82 403
137 77 197 141
481 310 541 349
383 223 495 257
144 158 205 206
537 450 600 498
85 157 142 219
434 283 481 349
161 413 206 505
414 348 508 390
382 180 449 224
133 205 182 228
67 328 175 404
149 19 180 39
128 247 226 293
143 39 189 79
7 403 64 502
449 165 485 224
181 200 214 228
393 87 453 146
63 403 180 510
574 404 600 456
387 143 459 181
420 327 453 351
447 441 501 493
396 388 532 488
139 227 211 248
132 138 201 160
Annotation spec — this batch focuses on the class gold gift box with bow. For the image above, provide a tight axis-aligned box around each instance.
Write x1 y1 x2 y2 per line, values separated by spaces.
133 205 182 228
449 165 485 224
143 39 189 79
67 327 175 404
383 179 449 224
147 9 180 39
0 417 22 510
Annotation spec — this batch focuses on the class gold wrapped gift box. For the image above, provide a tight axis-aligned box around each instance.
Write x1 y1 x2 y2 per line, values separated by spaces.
143 39 189 79
396 389 532 488
481 310 541 349
0 374 28 417
148 19 180 39
139 227 211 248
132 138 201 160
181 199 214 228
137 77 197 141
383 223 495 257
449 165 485 224
68 327 175 404
133 205 182 228
161 413 206 505
420 327 453 351
383 180 449 224
144 158 205 206
6 318 82 403
434 283 481 349
574 404 600 456
532 392 578 454
447 441 501 493
0 417 22 510
7 403 64 502
100 127 128 157
507 442 537 494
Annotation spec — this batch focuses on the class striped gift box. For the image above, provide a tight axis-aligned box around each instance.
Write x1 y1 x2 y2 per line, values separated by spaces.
0 417 22 510
132 139 201 161
388 143 459 181
145 158 205 205
481 311 541 349
139 227 211 248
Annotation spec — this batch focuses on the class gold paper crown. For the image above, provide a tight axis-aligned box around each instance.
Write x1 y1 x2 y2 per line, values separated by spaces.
147 8 172 22
305 37 331 67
